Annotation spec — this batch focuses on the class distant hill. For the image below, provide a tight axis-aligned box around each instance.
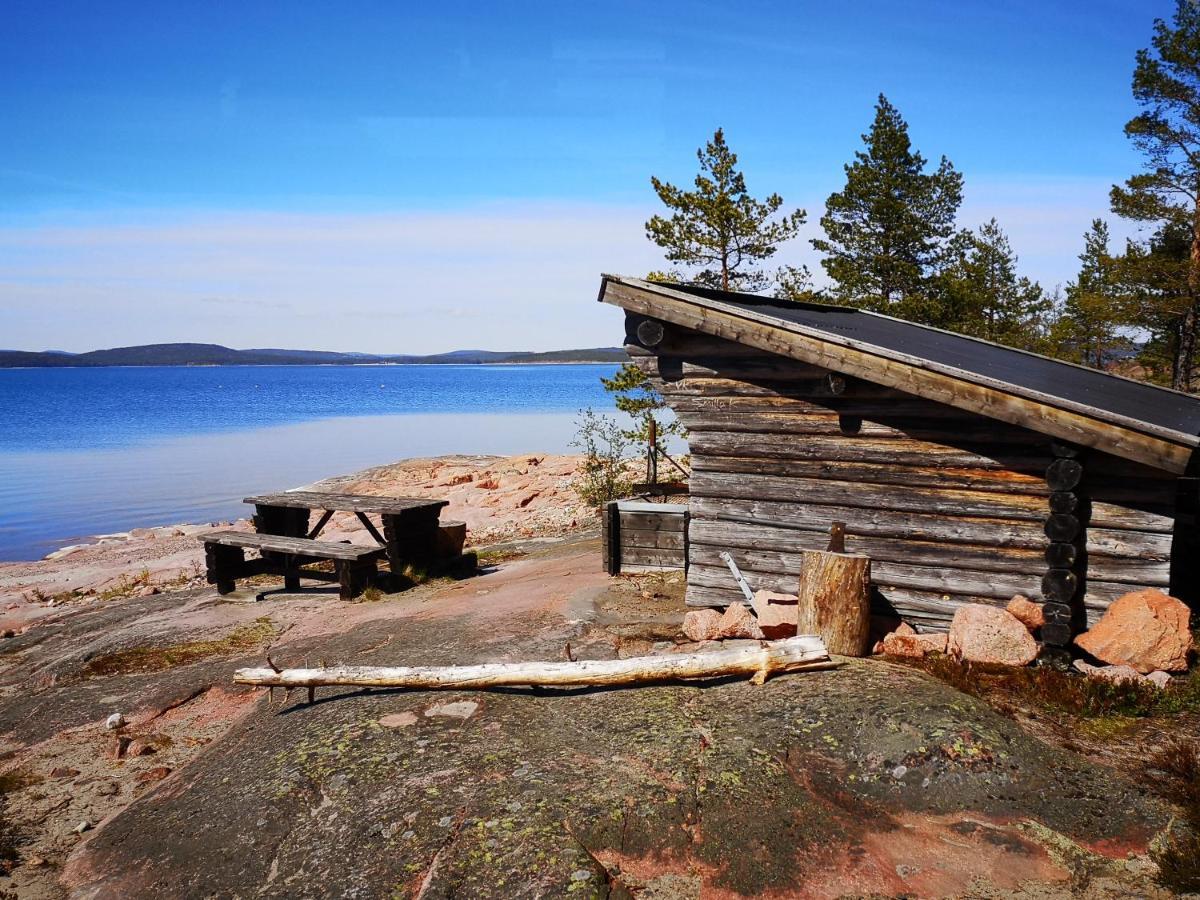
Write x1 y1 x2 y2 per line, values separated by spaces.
0 343 628 368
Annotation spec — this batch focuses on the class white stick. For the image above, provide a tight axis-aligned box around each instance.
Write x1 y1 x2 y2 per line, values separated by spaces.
720 551 756 603
233 635 833 690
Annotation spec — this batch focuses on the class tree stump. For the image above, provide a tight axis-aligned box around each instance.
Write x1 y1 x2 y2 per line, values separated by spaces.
795 549 872 657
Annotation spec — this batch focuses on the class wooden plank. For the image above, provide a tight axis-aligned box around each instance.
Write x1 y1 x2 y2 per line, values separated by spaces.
200 531 386 561
619 511 689 531
603 278 1196 473
676 409 1052 443
244 492 447 516
689 471 1175 532
621 548 686 568
614 501 688 514
621 528 686 551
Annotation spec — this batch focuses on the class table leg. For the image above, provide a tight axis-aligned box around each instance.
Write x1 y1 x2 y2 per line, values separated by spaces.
381 510 441 579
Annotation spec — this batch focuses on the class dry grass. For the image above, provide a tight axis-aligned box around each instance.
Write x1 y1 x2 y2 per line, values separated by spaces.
80 617 275 678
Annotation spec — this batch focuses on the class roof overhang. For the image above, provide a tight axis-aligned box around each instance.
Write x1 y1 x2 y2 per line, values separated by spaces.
599 274 1199 474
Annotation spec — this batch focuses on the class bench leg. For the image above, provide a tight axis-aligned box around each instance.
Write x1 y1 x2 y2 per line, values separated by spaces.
283 560 301 592
205 543 244 595
337 559 377 600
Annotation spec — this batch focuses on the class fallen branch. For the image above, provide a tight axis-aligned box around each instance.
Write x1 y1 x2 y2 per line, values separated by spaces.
233 635 834 692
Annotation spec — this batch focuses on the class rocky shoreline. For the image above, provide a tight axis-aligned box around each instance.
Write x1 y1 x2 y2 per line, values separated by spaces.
0 453 592 633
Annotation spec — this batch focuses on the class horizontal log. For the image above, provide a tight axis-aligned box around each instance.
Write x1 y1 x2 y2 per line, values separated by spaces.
619 510 687 531
688 561 1127 611
677 410 1052 444
621 548 685 568
691 454 1049 495
690 471 1175 532
688 520 1169 585
687 431 1052 469
235 634 835 690
689 496 1173 558
633 357 835 383
620 528 685 551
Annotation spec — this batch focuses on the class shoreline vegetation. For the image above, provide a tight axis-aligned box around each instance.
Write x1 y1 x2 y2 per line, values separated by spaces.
0 343 627 368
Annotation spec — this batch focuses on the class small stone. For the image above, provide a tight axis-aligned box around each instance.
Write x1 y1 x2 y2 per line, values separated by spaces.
73 820 91 834
25 855 48 867
892 765 908 779
1073 660 1147 684
126 739 156 757
1006 595 1045 632
108 736 132 760
682 609 723 642
438 815 454 828
1074 588 1191 673
570 869 592 882
379 712 419 729
95 781 119 796
1 629 14 639
105 713 125 730
750 590 798 639
50 767 79 779
1147 670 1173 688
947 605 1037 666
424 700 478 720
880 631 948 659
135 766 172 784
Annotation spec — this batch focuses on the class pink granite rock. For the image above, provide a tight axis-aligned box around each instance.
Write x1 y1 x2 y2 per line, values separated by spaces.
947 605 1038 667
1073 659 1147 684
718 602 764 640
1006 595 1045 632
1075 589 1191 674
881 631 948 658
682 609 724 642
750 590 797 639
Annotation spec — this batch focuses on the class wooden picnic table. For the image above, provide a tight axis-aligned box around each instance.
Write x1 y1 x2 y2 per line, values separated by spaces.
244 491 449 578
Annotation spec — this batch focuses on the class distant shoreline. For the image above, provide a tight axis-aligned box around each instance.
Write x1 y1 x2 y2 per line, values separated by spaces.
0 343 628 369
0 360 624 370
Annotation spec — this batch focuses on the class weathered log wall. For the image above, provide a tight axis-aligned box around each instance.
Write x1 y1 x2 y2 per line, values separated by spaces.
625 315 1182 630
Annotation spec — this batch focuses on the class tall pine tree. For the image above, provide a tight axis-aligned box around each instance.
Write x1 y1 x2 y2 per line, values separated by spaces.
812 95 963 323
941 219 1052 349
1111 1 1200 390
1055 220 1131 369
645 128 806 291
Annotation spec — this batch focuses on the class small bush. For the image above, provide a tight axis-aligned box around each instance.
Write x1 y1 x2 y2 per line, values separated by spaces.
570 409 635 508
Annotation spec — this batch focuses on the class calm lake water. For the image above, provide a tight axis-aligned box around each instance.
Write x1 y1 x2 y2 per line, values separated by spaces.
0 364 621 561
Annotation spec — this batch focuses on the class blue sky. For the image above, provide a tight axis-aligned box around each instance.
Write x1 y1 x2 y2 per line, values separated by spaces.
0 0 1176 352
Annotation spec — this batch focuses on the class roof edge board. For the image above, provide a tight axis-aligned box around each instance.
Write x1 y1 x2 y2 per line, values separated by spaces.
602 274 1200 452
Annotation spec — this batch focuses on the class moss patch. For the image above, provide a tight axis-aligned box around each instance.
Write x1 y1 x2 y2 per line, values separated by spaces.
80 617 275 678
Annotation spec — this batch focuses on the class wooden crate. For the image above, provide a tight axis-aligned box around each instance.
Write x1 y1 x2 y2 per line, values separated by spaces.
603 500 689 575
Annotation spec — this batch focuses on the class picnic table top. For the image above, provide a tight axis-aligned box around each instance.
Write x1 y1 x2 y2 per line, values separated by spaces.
202 530 387 560
244 491 448 516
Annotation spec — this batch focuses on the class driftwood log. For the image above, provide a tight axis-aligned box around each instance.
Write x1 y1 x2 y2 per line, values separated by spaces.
233 635 834 692
795 549 872 657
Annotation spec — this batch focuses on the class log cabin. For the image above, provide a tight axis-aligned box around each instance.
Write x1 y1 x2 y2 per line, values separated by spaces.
598 274 1200 647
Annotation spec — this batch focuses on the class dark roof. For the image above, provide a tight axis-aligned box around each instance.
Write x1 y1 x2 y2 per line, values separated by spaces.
661 282 1200 440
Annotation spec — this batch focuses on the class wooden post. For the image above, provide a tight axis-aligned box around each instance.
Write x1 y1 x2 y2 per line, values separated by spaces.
795 548 871 657
602 500 621 575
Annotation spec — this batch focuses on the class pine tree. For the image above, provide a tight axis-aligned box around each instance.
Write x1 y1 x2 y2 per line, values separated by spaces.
812 94 963 322
1055 220 1131 368
941 219 1052 349
1111 1 1200 390
645 128 806 292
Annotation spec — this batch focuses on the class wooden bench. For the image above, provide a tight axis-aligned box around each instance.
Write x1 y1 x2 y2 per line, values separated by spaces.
201 531 386 600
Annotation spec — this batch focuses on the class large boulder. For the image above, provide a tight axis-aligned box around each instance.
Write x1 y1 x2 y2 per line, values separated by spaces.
1074 589 1191 673
750 590 797 639
681 605 764 642
947 604 1038 667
